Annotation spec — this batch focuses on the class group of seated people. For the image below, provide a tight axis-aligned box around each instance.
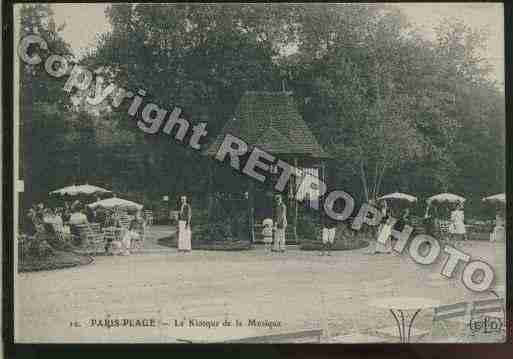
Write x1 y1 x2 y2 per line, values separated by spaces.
25 201 147 255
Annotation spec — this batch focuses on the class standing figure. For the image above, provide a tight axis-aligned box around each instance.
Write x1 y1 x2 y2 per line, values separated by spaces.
68 203 89 245
120 219 140 256
262 218 273 252
450 202 467 241
321 213 337 256
26 205 39 235
272 195 287 253
69 203 88 226
178 195 192 253
491 208 505 242
393 208 410 233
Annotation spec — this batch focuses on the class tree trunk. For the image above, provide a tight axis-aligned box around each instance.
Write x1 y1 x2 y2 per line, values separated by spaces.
207 162 213 228
248 181 255 243
375 163 387 201
360 160 369 202
371 161 379 200
293 158 299 241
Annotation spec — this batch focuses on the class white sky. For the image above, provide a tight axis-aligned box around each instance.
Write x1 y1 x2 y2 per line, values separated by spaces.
50 3 504 85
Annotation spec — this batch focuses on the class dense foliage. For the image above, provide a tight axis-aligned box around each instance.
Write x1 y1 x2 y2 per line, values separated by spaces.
19 4 505 219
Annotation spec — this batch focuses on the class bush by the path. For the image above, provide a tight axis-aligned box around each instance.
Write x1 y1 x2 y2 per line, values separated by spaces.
299 239 369 251
297 222 370 251
158 234 252 251
18 248 94 272
18 233 94 272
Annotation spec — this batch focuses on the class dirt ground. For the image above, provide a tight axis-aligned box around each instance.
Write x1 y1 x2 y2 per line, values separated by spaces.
14 225 506 343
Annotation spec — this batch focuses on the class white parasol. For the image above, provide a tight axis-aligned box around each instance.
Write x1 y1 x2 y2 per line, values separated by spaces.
482 193 505 204
378 192 418 203
426 193 465 205
50 184 111 196
87 197 143 211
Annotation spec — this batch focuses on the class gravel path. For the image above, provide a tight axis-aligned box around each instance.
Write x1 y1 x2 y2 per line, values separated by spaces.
15 228 506 343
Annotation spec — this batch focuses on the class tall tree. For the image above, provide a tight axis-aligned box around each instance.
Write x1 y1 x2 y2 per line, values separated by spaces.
19 4 74 207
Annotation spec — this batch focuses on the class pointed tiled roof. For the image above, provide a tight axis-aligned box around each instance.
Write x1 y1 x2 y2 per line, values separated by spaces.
205 91 331 159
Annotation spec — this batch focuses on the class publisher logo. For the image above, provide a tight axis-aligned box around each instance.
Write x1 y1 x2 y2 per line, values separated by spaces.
468 316 504 335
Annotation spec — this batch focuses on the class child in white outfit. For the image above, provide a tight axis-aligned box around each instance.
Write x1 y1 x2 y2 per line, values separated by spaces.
262 218 273 252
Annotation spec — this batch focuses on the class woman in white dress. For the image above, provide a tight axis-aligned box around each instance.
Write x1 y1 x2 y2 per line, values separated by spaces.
450 202 467 241
177 195 192 252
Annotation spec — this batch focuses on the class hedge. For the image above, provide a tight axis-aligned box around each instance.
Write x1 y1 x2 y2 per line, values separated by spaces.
299 239 369 251
158 235 252 251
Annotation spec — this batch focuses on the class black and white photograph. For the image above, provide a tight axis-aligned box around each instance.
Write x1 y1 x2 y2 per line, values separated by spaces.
9 2 507 344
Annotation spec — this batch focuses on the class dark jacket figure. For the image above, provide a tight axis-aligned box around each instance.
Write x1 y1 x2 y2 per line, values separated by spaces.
178 196 192 252
179 202 192 226
394 209 410 232
95 208 106 228
273 202 287 229
85 207 96 223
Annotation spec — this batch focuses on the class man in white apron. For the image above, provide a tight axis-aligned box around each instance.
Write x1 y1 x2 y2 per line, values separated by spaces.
450 202 467 241
178 195 192 252
273 195 287 252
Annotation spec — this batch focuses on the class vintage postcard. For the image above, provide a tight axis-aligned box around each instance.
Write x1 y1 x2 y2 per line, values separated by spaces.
9 2 507 344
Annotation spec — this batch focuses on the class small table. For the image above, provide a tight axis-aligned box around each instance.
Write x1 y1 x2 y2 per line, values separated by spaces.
368 297 440 343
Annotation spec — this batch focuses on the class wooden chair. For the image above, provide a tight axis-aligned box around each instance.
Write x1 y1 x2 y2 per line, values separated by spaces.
438 220 451 241
424 296 506 343
144 210 154 227
117 214 132 231
108 214 129 238
116 214 142 251
50 223 71 243
410 217 426 235
130 219 146 252
467 296 506 342
103 226 122 254
423 301 471 342
75 223 105 255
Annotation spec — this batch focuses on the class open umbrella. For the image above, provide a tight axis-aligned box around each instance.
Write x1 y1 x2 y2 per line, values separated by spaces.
482 193 505 204
378 192 418 203
426 193 465 205
50 184 111 196
87 197 143 211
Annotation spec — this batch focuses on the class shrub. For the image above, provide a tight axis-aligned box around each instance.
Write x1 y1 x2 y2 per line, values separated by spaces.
45 234 76 251
204 212 249 241
297 215 320 241
207 220 233 241
157 235 252 250
27 234 55 259
18 235 31 262
300 239 368 251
